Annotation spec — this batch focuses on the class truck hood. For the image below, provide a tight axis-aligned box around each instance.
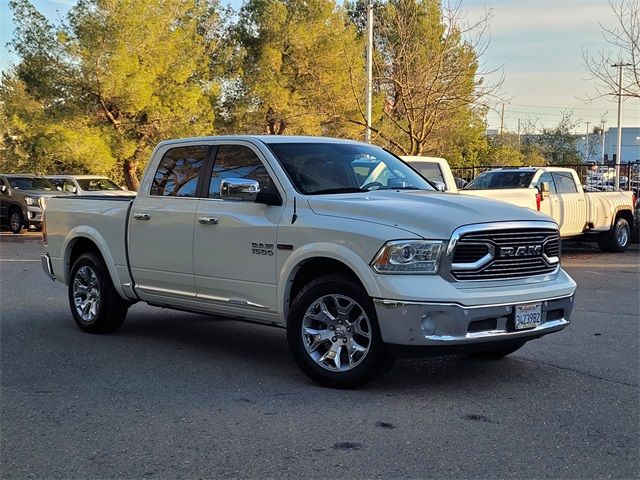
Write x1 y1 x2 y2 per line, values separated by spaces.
307 190 553 239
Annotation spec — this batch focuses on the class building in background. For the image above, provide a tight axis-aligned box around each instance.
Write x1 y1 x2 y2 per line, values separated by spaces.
577 127 640 164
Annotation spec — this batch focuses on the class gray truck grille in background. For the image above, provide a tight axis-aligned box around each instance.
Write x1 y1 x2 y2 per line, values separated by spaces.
451 228 560 280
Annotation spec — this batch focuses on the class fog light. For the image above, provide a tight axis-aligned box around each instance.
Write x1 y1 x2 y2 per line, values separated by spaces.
421 314 436 336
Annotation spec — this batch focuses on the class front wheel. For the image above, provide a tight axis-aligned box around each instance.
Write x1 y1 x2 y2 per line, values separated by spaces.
598 217 630 253
9 209 24 234
68 252 129 334
287 274 393 388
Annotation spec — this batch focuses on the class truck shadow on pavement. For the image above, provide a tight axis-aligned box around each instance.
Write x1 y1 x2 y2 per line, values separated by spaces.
102 308 549 392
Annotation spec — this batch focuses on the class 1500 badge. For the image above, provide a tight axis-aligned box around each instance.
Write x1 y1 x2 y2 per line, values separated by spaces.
251 242 274 256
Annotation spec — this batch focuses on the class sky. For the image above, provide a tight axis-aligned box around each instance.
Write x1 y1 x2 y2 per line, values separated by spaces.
1 0 638 133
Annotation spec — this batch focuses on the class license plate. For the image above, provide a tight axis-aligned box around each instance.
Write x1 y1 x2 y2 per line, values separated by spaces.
514 303 542 330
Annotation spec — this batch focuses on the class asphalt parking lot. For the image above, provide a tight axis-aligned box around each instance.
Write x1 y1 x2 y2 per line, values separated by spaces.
1 233 638 479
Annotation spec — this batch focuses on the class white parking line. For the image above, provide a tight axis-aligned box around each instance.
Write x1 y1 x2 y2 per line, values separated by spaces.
0 259 40 262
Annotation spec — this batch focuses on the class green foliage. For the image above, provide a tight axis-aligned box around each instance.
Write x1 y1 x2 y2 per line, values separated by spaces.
222 0 366 137
3 0 221 189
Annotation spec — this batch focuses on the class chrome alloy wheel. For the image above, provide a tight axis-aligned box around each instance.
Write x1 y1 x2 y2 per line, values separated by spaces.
73 266 101 322
616 221 629 248
301 294 372 372
9 211 21 232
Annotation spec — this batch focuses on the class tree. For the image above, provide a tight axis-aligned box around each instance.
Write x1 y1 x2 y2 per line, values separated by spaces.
4 0 223 189
583 0 640 100
524 111 582 165
221 0 365 138
347 0 500 163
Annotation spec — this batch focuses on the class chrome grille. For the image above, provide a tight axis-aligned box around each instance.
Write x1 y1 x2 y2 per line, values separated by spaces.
451 227 559 281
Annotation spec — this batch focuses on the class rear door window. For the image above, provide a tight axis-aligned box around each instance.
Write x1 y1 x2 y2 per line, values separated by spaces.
551 172 578 194
151 146 208 197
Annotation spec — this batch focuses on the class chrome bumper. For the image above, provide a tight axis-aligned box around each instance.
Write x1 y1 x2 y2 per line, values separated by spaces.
41 253 56 281
374 294 573 347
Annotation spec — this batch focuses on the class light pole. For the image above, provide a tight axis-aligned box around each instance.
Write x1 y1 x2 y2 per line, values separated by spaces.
612 62 632 190
364 0 373 143
585 121 590 162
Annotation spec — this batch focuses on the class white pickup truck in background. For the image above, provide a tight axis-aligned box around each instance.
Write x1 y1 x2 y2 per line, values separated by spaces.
397 158 636 252
41 136 576 388
461 167 636 252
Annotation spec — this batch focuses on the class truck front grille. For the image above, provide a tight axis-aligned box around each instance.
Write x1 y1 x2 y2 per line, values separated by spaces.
451 227 560 281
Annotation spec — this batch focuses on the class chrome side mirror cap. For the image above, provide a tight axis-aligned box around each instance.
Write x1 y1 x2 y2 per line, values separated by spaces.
220 178 260 202
0 184 6 193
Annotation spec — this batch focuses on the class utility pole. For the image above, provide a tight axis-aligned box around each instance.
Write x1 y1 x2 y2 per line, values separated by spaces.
364 0 373 143
585 121 590 162
612 62 632 190
517 118 521 150
499 103 505 135
600 119 606 165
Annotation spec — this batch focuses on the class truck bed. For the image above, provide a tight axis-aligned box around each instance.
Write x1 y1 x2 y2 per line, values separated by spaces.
44 196 134 291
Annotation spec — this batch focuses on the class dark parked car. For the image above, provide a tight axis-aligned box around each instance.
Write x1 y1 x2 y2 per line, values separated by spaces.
0 174 68 234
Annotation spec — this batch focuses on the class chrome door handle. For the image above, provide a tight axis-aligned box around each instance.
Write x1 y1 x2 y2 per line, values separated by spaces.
133 213 151 220
198 216 219 225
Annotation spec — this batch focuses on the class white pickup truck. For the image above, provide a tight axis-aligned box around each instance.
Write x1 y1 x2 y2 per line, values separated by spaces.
397 158 636 252
42 136 576 388
461 167 636 252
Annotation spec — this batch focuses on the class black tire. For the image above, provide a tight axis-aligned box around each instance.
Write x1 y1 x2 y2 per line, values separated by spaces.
8 208 24 234
287 273 393 388
598 216 631 253
68 252 129 334
469 342 525 360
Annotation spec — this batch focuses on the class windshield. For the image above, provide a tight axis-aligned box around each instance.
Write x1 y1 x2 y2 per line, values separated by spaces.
267 143 434 195
6 176 56 191
465 171 536 190
77 178 122 191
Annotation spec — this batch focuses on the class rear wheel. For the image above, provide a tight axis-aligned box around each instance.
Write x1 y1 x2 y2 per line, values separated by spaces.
598 217 630 252
9 209 24 234
469 342 525 359
68 252 129 333
287 274 393 388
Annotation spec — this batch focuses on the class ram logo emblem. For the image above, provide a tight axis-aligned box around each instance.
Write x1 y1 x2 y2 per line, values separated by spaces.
500 245 542 257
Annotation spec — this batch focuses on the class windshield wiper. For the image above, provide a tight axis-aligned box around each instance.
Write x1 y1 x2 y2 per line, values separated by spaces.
378 186 422 190
310 188 367 195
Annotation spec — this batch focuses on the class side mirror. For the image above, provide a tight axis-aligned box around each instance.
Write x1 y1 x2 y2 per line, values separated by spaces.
433 181 446 192
0 185 6 194
71 186 78 194
220 178 260 202
56 186 62 191
540 182 550 198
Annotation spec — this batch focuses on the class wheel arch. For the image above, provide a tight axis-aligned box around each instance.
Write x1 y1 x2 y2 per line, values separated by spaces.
613 207 634 231
278 244 382 322
62 227 130 300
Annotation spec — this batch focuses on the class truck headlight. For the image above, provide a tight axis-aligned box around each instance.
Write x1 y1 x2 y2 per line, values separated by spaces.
25 196 38 206
371 240 444 274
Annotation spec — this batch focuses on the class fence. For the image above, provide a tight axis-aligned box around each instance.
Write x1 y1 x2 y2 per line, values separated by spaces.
450 162 640 195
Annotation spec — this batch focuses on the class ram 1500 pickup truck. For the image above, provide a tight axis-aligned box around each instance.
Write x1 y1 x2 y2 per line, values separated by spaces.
461 167 636 252
42 136 576 388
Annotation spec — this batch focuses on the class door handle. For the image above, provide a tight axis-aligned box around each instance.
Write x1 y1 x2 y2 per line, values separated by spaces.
198 216 219 225
133 213 151 220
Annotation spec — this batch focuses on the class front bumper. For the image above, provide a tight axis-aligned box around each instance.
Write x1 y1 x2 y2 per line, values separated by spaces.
374 294 573 348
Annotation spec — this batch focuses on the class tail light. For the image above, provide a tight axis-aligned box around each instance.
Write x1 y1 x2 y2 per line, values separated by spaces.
535 192 541 211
